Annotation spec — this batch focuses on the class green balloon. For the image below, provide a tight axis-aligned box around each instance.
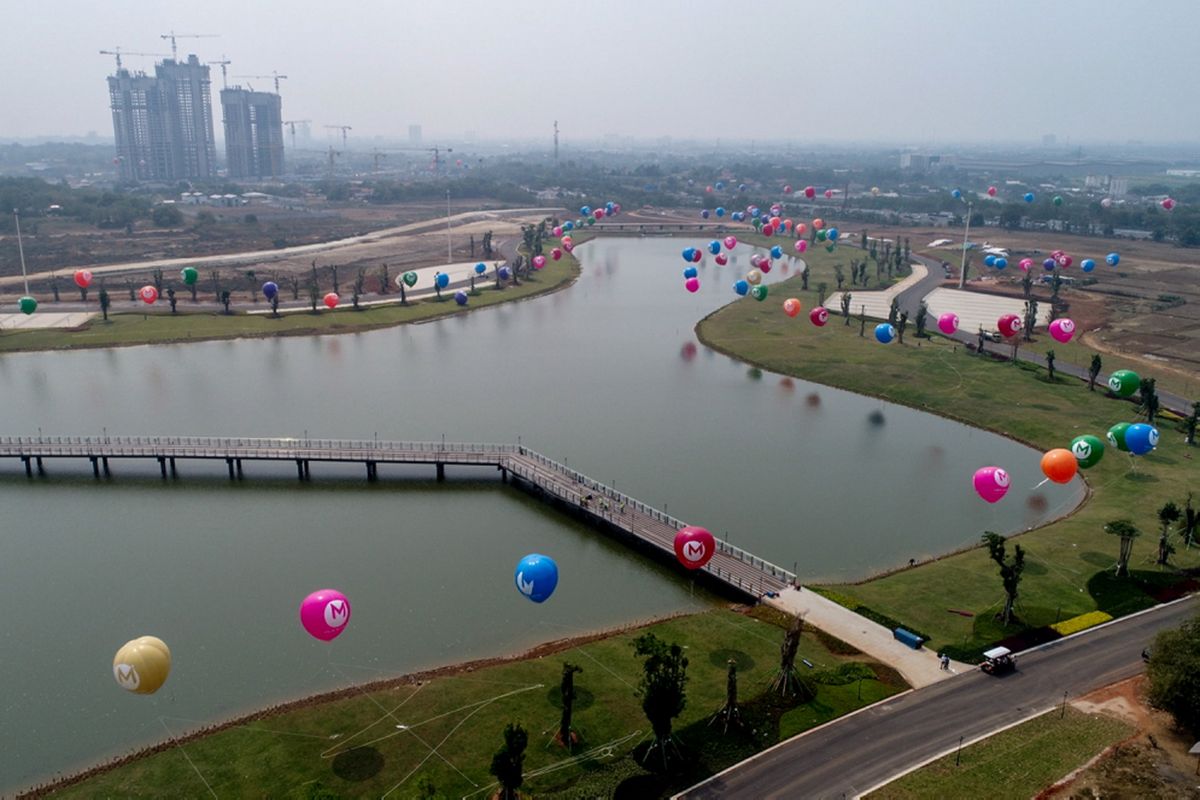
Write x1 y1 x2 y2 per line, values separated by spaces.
825 243 837 253
1107 369 1140 398
586 216 595 226
402 271 418 287
1107 422 1131 452
181 267 199 286
18 295 37 315
817 230 827 241
1053 195 1063 206
751 284 769 302
1070 435 1105 469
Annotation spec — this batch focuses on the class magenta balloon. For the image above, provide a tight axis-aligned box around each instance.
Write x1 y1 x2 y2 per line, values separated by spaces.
796 240 808 253
937 313 959 335
715 253 728 265
723 236 737 250
1019 258 1033 271
532 254 546 269
1048 318 1076 343
552 226 562 236
299 589 351 641
973 466 1011 504
691 249 702 263
685 277 700 293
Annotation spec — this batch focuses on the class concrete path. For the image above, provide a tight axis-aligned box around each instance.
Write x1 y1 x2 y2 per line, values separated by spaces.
923 286 1052 334
766 587 966 688
0 311 96 330
824 262 928 321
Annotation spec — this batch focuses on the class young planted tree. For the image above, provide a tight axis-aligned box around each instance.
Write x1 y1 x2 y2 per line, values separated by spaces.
897 311 909 344
152 269 164 293
329 265 340 294
1045 349 1056 382
288 274 301 301
245 270 258 302
709 658 743 734
1023 299 1038 342
817 282 827 307
488 723 528 800
1183 494 1198 549
1157 501 1182 565
50 273 60 302
1021 270 1033 299
888 297 899 325
353 268 366 310
1145 613 1200 734
99 288 110 321
800 264 809 291
125 277 136 301
379 263 390 295
632 633 688 770
834 264 845 290
840 291 852 325
982 532 1025 626
770 614 815 700
220 290 231 315
859 304 866 337
1139 378 1160 424
482 230 493 257
1088 354 1103 391
914 302 928 338
210 270 221 302
167 287 177 313
1106 519 1140 578
1187 402 1200 446
557 662 583 750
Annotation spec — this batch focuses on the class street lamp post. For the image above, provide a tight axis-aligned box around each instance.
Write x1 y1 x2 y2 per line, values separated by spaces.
957 201 973 290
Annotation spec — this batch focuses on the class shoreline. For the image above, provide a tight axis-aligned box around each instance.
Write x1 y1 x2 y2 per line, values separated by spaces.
19 606 707 798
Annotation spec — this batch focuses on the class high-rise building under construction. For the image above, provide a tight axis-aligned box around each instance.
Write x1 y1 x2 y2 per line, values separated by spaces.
107 55 217 181
220 87 284 179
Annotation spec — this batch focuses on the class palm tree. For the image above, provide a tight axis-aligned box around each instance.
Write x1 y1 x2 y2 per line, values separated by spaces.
1106 519 1140 577
1157 502 1182 565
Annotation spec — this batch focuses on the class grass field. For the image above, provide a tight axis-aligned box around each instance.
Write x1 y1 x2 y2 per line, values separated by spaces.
867 707 1132 800
697 272 1200 659
49 609 906 799
0 250 581 354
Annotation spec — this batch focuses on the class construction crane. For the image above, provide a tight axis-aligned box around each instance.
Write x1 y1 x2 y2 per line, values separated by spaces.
325 125 352 148
207 55 231 89
233 72 288 94
159 31 218 61
326 146 342 176
370 149 388 173
284 120 311 150
377 145 454 173
99 47 168 71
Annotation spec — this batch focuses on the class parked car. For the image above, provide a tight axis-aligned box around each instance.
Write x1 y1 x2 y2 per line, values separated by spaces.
981 646 1016 675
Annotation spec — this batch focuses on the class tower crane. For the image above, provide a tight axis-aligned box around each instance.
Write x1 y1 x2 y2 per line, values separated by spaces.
99 47 168 71
159 31 219 61
371 149 388 173
389 146 454 173
207 55 232 89
233 72 288 93
284 120 311 150
324 125 352 148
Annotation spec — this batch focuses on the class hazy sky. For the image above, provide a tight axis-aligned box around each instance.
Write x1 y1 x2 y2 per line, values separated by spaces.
4 0 1199 146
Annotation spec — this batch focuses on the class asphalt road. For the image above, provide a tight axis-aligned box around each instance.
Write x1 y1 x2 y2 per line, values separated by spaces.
679 596 1196 799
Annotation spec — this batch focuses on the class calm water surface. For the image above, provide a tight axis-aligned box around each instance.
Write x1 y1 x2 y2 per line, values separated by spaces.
0 237 1082 789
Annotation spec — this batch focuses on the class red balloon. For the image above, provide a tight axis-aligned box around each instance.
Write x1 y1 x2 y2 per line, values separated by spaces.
810 306 829 326
997 313 1022 338
1162 197 1176 210
673 526 715 570
987 186 998 197
73 269 93 289
823 189 833 199
804 186 815 199
691 249 702 263
551 247 563 261
714 253 728 266
138 285 158 304
323 292 339 309
762 225 774 237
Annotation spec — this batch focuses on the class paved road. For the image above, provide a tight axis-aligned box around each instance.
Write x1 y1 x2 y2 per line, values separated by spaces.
679 596 1196 799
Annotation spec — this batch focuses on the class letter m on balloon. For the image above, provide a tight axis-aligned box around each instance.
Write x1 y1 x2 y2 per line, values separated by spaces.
324 600 348 628
685 541 706 561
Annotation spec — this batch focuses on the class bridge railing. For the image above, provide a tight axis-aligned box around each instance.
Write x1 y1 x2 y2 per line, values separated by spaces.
0 435 519 459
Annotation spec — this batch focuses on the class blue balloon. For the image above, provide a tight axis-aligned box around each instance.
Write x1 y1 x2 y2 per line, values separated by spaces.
738 183 747 192
715 181 725 190
564 221 575 231
682 247 696 262
454 290 469 306
770 245 783 259
984 254 997 267
435 272 450 289
261 281 279 300
874 323 896 344
474 262 486 275
683 266 698 279
1106 252 1120 266
995 257 1008 270
515 553 558 603
751 208 760 219
1024 192 1035 203
951 189 962 200
1043 258 1057 271
605 201 615 211
733 279 749 296
1081 259 1096 272
701 209 710 219
732 211 745 221
498 266 511 280
1124 424 1159 456
715 206 726 217
708 240 721 255
827 228 839 241
580 206 591 216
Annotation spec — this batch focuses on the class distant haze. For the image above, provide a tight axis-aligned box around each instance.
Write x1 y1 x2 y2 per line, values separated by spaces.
2 0 1199 145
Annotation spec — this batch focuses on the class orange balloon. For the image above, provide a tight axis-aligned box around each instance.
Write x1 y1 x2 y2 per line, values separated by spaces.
796 223 808 235
812 218 825 230
1041 448 1078 484
783 298 802 317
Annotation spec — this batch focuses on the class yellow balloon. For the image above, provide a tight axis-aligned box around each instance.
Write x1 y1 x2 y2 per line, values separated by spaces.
113 636 172 695
871 186 881 196
746 269 763 286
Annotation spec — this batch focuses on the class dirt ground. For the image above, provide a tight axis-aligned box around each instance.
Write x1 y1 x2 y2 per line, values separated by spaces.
1041 675 1200 799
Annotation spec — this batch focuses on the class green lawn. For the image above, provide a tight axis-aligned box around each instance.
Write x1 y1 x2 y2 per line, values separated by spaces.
0 252 580 354
51 609 905 799
698 273 1200 659
867 707 1132 800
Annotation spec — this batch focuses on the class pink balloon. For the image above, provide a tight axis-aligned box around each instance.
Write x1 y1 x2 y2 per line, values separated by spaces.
593 208 604 219
987 186 997 197
561 236 572 246
551 247 563 261
796 240 808 253
300 589 351 641
673 526 715 569
783 185 792 195
532 254 547 269
762 224 774 237
809 306 828 326
714 253 728 266
138 285 158 304
552 226 562 236
1162 197 1176 210
1019 258 1033 271
723 236 737 250
937 313 959 335
74 269 93 289
684 277 700 293
804 186 815 199
1048 318 1076 343
563 241 574 253
823 189 833 199
997 314 1022 338
973 466 1011 504
760 261 772 274
1059 255 1073 268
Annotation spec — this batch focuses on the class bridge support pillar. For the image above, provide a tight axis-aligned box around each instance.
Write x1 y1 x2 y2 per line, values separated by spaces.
36 457 45 476
170 458 177 478
91 456 100 479
158 457 167 480
296 459 305 481
436 463 445 482
226 458 235 480
499 466 507 483
22 456 31 478
236 459 244 480
304 461 311 480
102 457 110 478
366 461 377 482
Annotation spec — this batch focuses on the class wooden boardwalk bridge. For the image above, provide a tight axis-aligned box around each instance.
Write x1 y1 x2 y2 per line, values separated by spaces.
0 435 796 598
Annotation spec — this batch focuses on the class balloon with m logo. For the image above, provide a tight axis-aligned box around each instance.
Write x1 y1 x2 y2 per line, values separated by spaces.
300 589 352 642
112 635 171 695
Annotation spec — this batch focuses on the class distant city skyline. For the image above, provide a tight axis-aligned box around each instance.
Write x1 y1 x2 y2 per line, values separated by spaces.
2 0 1199 146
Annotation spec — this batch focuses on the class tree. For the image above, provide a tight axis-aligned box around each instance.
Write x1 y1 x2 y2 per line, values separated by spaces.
1145 613 1200 734
888 297 899 325
1157 501 1181 565
1139 377 1160 424
834 264 845 290
859 304 866 337
1183 494 1198 549
245 270 258 302
329 265 339 294
914 302 928 338
558 662 582 751
840 291 852 325
482 230 493 257
1023 299 1038 342
151 204 183 227
287 274 301 301
98 288 110 321
488 722 527 800
1088 354 1103 391
1186 402 1200 446
209 270 221 302
632 633 688 770
167 287 177 313
125 277 136 301
379 263 390 295
270 293 279 317
982 532 1025 626
770 614 815 700
152 269 164 293
353 268 366 310
220 290 231 315
1045 349 1056 382
709 658 743 734
1021 270 1033 299
817 282 827 307
1106 519 1140 577
897 311 909 344
50 273 60 302
800 264 809 291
